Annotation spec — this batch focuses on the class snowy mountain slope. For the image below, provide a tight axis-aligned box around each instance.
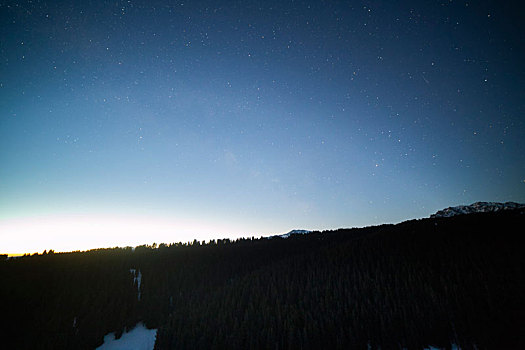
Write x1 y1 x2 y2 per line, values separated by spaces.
430 201 525 218
272 229 312 239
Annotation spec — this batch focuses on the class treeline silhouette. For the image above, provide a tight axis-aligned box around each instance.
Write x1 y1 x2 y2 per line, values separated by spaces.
1 209 524 349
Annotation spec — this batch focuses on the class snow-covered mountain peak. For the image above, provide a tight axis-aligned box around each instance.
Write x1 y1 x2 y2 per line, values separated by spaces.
273 229 312 239
430 201 525 218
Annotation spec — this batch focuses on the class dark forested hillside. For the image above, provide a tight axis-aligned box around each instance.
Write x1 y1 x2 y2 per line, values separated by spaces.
1 209 524 349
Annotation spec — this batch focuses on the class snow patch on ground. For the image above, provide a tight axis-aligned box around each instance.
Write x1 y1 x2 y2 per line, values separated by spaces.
96 322 157 350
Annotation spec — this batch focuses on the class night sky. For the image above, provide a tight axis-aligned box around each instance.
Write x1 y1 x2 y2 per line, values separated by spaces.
1 0 524 254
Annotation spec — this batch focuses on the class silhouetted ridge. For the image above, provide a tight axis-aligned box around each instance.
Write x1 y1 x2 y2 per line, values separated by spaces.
1 208 524 349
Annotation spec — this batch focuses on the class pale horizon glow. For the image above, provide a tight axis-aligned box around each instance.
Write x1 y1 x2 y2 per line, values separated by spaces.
0 213 268 256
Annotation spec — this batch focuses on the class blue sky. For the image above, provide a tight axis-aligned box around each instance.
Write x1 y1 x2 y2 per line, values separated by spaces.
1 0 524 254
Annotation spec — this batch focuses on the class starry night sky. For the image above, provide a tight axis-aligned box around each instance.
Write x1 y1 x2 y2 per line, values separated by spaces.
1 0 524 254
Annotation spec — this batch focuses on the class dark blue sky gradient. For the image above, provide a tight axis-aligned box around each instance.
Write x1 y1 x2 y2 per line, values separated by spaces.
1 0 524 252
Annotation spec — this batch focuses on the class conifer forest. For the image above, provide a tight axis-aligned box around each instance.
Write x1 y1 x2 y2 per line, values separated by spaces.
1 209 524 349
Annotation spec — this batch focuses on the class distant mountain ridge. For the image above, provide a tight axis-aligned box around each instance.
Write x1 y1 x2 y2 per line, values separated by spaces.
431 201 525 218
273 229 312 239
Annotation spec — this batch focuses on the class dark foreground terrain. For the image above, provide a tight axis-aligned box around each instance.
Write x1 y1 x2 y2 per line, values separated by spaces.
1 209 524 349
